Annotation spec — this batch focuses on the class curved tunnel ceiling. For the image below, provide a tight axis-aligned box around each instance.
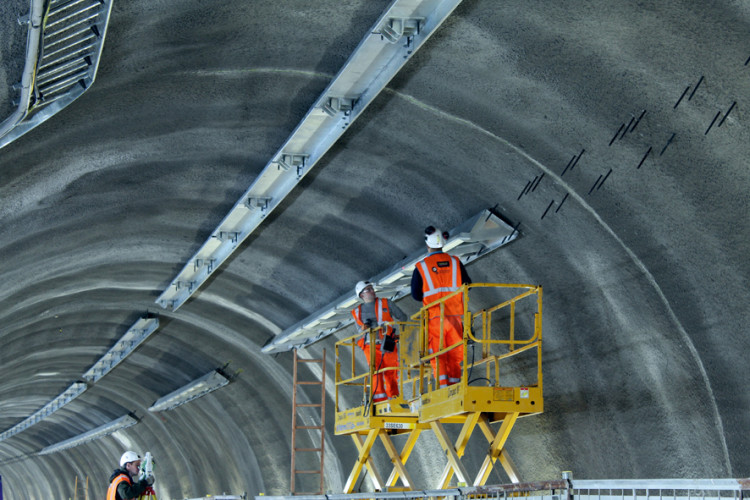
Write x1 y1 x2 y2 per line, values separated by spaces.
1 0 749 499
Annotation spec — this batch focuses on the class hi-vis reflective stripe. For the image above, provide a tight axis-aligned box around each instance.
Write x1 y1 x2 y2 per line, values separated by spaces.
438 375 461 386
418 255 460 298
107 474 130 500
353 300 386 326
353 299 391 345
373 392 388 401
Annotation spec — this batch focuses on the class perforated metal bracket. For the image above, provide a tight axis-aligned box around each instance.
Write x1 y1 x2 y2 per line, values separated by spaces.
245 196 272 211
276 154 309 171
262 208 520 354
193 258 216 273
322 96 359 117
380 17 423 43
155 0 465 313
214 231 240 243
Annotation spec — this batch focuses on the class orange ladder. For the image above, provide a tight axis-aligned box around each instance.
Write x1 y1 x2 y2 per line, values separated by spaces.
291 349 326 495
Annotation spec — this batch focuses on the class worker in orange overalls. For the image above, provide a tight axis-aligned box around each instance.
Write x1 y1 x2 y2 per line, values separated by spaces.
351 280 406 402
107 451 155 500
411 226 471 387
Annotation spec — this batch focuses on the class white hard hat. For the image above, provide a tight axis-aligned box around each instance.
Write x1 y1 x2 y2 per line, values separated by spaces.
355 281 373 297
425 227 446 248
120 451 140 467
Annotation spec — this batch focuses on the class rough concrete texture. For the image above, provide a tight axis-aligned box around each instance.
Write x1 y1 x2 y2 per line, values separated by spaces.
0 0 27 124
0 0 749 499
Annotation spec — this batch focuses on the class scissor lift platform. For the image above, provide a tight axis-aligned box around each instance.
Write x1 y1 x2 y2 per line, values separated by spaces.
416 384 543 422
335 395 421 435
335 284 544 493
335 395 427 492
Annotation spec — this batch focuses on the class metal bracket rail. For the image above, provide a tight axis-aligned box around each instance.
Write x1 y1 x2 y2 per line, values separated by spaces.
257 477 750 500
156 0 466 312
262 208 518 354
0 0 114 149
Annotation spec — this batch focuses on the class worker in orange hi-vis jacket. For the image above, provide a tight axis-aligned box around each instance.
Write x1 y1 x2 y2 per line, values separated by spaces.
351 280 407 402
107 451 155 500
411 226 471 388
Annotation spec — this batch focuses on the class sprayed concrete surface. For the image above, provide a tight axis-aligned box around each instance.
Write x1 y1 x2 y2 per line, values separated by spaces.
0 1 749 498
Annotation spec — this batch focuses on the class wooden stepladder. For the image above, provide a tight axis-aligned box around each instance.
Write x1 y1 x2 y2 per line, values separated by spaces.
291 349 326 495
72 475 89 500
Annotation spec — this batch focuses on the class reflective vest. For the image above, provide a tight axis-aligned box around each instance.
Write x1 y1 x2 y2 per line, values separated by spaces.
352 298 395 344
107 473 130 500
416 252 464 316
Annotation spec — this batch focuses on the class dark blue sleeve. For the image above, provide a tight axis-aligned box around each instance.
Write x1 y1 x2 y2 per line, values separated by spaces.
459 261 471 285
386 299 407 321
118 478 150 499
411 269 423 301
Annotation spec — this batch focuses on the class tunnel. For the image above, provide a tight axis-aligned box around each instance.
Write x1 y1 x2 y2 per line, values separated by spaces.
0 0 749 498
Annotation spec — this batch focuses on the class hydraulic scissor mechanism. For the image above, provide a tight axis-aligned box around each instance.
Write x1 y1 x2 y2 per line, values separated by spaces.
335 284 543 493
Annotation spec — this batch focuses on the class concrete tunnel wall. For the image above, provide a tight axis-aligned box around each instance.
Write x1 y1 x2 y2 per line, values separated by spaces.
0 0 749 498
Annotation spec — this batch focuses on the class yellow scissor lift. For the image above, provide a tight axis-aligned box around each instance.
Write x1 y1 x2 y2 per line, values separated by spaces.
335 283 543 493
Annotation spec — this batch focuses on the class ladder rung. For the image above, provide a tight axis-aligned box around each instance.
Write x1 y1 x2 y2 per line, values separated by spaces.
49 0 94 16
44 11 99 38
41 34 96 62
38 70 88 94
39 46 92 70
37 59 89 84
291 349 325 495
47 3 99 29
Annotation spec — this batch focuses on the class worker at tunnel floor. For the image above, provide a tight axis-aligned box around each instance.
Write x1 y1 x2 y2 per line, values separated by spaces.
411 226 471 387
351 280 406 402
107 450 155 500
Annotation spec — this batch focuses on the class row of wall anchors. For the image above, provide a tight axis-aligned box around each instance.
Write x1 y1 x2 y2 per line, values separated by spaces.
588 168 613 195
517 172 544 200
539 192 571 219
675 75 704 109
706 101 737 135
562 149 585 177
525 54 747 221
610 110 646 146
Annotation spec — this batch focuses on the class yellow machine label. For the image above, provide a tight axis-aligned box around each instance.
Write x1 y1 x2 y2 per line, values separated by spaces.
494 388 513 401
384 421 415 430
